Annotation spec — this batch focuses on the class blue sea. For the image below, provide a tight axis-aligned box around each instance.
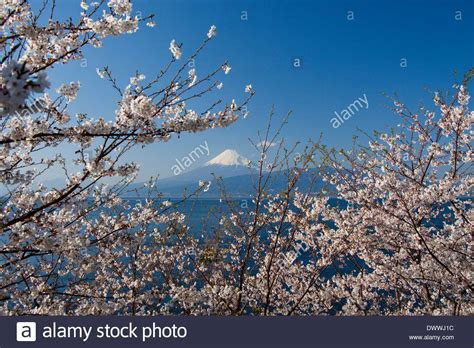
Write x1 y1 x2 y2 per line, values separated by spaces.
126 198 250 236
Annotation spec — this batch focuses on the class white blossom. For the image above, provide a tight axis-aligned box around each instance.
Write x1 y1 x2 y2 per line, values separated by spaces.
188 68 197 87
107 0 132 16
96 68 107 79
56 81 80 102
130 73 146 85
222 63 231 74
207 25 217 39
0 60 50 115
169 39 182 60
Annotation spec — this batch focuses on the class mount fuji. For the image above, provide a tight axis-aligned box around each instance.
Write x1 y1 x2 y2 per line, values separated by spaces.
127 149 325 198
127 150 254 197
204 149 250 167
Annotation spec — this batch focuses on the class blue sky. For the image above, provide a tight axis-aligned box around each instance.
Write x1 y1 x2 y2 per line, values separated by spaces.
47 0 473 180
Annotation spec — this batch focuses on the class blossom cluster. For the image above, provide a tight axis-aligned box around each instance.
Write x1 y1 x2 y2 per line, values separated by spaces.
1 0 253 315
0 61 50 115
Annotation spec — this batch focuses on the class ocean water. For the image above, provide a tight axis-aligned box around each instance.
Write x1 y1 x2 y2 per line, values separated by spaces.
125 198 246 236
123 197 363 236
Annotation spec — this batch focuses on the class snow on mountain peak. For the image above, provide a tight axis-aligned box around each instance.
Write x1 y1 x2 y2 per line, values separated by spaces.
205 149 250 166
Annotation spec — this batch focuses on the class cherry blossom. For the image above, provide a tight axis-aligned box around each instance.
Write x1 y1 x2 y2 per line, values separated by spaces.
56 82 81 102
169 40 182 60
222 63 231 74
207 25 217 39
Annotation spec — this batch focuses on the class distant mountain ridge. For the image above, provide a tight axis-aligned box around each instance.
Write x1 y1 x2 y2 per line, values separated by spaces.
126 149 326 198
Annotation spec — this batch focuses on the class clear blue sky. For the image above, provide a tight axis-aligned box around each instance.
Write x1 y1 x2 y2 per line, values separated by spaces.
47 0 473 180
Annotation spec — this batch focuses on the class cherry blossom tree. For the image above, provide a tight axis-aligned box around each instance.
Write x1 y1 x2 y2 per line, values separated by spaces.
312 85 473 315
165 85 472 316
0 0 250 314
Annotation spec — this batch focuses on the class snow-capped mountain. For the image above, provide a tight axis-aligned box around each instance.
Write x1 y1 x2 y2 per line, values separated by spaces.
126 148 325 198
127 150 253 196
165 149 252 184
205 149 250 167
